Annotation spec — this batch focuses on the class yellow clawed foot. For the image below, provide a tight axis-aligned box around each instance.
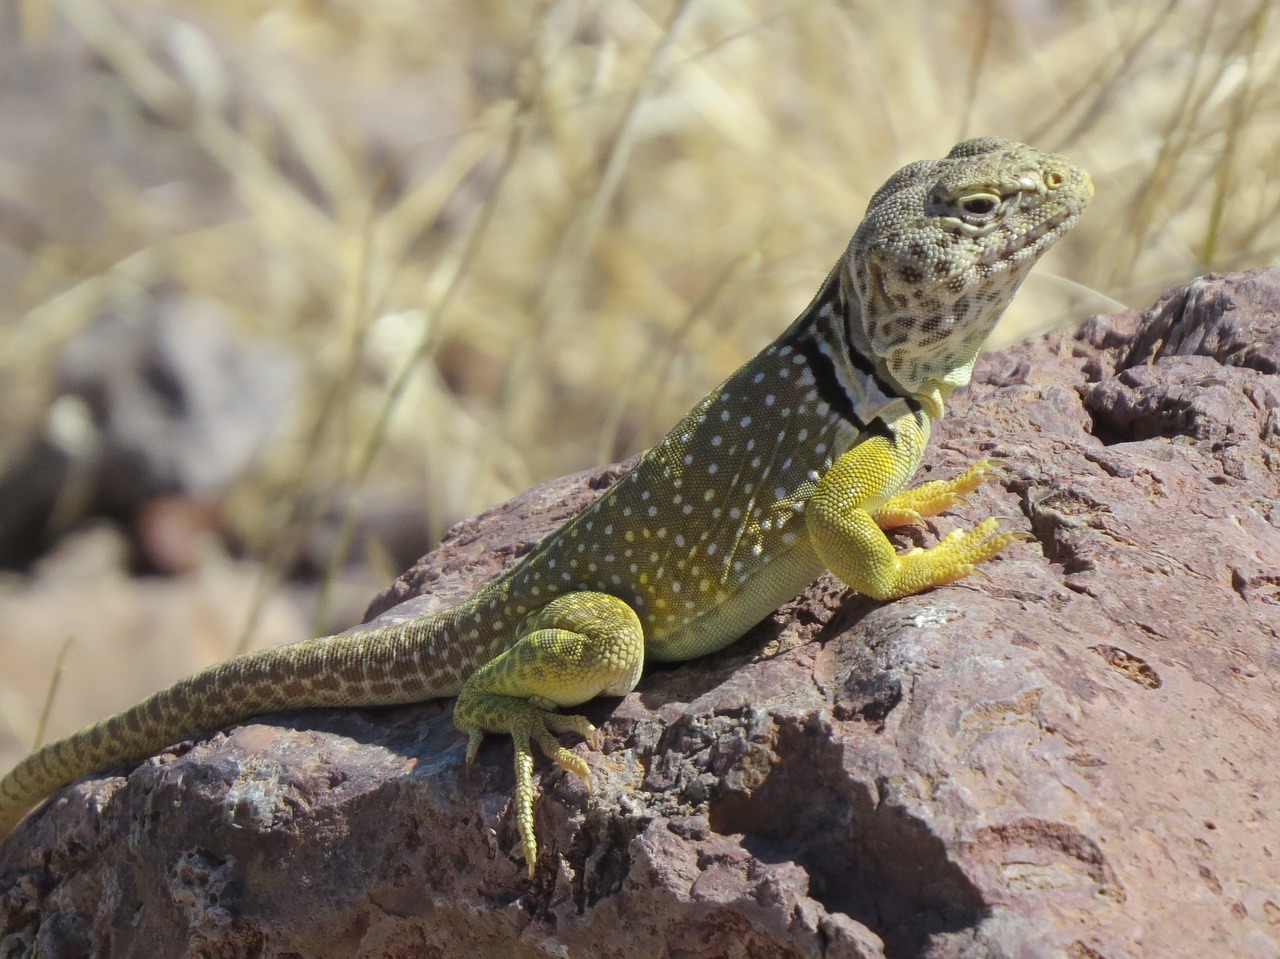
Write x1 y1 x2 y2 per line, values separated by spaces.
889 518 1029 598
458 693 598 877
875 458 1005 529
451 593 645 876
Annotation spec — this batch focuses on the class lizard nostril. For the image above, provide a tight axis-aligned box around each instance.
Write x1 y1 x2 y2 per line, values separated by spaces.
1045 171 1065 189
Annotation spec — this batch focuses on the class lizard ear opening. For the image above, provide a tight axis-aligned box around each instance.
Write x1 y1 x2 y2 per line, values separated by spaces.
853 255 897 352
866 259 885 299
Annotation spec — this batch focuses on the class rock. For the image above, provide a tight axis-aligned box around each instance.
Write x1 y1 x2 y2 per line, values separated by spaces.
54 290 298 508
0 289 297 571
2 271 1279 958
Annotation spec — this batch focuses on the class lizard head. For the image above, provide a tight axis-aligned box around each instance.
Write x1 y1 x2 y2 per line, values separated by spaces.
843 137 1092 418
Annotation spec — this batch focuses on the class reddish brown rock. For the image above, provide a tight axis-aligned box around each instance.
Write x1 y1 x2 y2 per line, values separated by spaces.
3 272 1279 958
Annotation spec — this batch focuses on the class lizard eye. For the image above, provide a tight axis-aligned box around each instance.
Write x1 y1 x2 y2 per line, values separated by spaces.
958 193 1000 217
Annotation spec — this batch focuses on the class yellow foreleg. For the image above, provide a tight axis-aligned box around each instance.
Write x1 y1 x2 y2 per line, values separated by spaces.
806 414 1020 601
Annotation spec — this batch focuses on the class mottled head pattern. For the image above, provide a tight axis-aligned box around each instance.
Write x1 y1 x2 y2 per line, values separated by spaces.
843 137 1092 415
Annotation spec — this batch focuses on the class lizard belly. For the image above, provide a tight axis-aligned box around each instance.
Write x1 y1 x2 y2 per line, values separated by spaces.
640 538 825 661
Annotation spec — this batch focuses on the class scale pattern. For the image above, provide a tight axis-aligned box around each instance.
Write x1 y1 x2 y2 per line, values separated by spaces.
0 138 1092 873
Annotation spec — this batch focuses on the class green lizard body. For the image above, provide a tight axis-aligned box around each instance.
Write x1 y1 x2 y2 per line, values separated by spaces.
0 138 1092 873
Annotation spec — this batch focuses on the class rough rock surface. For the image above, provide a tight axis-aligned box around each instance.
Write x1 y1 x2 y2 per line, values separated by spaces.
3 271 1279 958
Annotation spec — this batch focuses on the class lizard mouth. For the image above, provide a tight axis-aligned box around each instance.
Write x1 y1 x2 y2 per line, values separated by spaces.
984 195 1085 266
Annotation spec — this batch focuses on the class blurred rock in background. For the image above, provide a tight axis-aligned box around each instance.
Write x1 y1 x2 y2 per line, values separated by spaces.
0 288 297 572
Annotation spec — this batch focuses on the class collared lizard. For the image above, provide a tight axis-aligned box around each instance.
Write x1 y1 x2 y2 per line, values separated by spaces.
0 137 1092 874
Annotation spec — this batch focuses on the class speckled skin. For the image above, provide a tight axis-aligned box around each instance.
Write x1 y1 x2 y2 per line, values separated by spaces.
0 139 1091 872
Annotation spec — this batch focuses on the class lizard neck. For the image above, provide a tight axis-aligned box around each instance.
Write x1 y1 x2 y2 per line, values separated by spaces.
773 261 931 431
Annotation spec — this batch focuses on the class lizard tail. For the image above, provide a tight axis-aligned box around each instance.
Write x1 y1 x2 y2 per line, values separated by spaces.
0 614 471 841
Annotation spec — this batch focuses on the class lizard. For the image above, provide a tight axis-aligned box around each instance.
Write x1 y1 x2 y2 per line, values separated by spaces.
0 137 1091 875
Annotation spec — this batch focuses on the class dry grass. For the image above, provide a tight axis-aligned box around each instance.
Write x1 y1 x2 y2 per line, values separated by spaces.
0 0 1277 755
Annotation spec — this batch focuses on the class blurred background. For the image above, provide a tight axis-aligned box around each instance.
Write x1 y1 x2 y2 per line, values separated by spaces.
1 0 1276 770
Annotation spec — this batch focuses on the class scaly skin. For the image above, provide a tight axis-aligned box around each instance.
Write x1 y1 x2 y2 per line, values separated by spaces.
0 138 1091 874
